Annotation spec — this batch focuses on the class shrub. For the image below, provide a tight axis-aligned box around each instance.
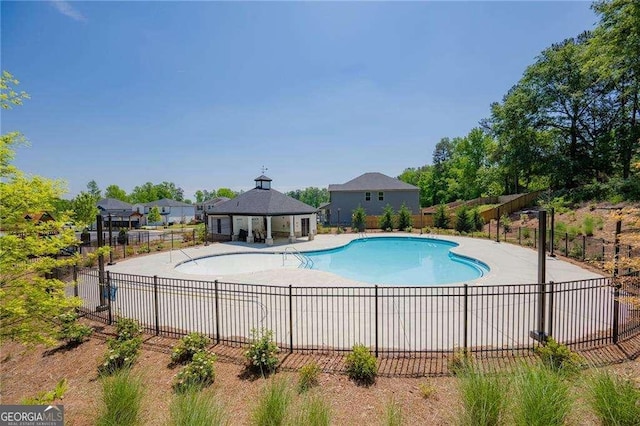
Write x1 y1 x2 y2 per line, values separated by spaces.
500 214 512 233
169 388 227 426
586 369 640 426
293 393 332 426
383 398 403 426
471 208 485 232
114 317 143 342
433 204 450 229
448 349 472 375
522 228 531 240
245 328 280 376
396 203 413 231
458 365 506 426
171 332 211 365
418 381 436 399
117 229 128 245
534 338 584 374
345 344 377 385
511 363 571 426
21 379 68 405
582 215 595 237
173 350 217 393
297 361 321 393
378 204 395 231
251 377 292 426
57 311 93 344
352 205 366 232
97 370 144 426
99 337 142 375
455 205 472 233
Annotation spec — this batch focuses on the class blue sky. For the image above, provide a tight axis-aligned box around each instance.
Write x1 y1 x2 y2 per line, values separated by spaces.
2 1 598 200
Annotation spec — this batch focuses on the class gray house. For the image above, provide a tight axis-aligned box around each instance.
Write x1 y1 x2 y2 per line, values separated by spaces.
327 172 420 226
96 198 142 229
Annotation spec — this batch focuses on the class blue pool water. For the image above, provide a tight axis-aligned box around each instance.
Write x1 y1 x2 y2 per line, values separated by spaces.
306 237 488 285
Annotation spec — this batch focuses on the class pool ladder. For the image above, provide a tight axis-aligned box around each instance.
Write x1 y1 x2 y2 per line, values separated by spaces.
283 246 314 269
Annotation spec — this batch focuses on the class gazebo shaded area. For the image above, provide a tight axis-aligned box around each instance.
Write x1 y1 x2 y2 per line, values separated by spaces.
207 175 318 246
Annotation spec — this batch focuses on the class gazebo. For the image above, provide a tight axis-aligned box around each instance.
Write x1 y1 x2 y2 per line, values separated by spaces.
207 175 318 245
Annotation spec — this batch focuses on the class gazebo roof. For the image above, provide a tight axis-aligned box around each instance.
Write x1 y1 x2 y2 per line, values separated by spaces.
209 187 317 216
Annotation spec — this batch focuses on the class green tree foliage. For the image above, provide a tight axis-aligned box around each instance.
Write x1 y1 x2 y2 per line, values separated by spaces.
433 204 450 229
378 204 395 231
1 74 81 345
71 191 99 227
351 205 366 232
470 208 485 232
455 205 473 233
396 203 413 231
147 206 162 225
86 180 101 199
194 189 217 203
215 188 238 199
286 187 329 208
129 181 185 203
105 184 129 202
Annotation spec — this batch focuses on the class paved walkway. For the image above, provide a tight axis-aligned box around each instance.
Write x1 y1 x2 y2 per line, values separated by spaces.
106 233 603 287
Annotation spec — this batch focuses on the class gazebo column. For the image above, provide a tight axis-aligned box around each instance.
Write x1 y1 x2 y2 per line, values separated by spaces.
266 216 273 246
247 216 254 243
289 215 296 243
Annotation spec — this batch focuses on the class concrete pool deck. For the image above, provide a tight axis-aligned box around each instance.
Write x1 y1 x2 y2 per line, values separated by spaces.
105 233 603 286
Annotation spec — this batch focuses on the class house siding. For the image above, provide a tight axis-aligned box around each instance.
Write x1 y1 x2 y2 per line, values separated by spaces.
328 190 419 226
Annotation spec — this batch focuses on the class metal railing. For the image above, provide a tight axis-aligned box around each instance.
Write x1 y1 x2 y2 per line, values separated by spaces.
282 246 314 269
73 268 639 375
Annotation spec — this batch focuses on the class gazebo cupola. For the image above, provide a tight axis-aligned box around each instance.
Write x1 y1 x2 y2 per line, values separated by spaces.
255 175 272 190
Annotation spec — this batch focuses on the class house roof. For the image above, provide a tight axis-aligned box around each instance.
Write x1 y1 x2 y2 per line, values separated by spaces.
328 172 419 192
143 198 193 208
202 197 230 207
209 187 317 216
97 198 133 211
25 212 56 222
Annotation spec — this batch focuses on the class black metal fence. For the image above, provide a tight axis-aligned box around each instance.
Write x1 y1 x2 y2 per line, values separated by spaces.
72 268 640 371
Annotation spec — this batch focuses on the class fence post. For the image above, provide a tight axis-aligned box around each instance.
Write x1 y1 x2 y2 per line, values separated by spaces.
488 222 491 240
193 229 196 246
518 227 521 245
547 281 555 338
289 285 294 354
565 233 568 257
106 271 112 325
534 228 537 248
214 280 220 344
463 284 468 355
375 285 379 357
601 238 605 266
612 284 620 344
582 235 586 261
73 265 78 298
153 275 159 335
123 238 126 259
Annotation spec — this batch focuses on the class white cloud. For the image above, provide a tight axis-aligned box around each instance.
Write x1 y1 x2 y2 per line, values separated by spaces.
50 0 86 22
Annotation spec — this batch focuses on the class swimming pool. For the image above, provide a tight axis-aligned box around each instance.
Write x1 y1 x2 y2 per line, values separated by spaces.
176 236 489 286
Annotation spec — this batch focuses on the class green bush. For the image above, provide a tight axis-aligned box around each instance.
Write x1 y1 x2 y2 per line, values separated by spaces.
99 337 142 375
582 215 595 237
378 204 395 231
458 365 506 426
471 208 485 232
396 203 413 231
500 214 512 233
534 338 584 374
345 344 377 385
433 204 450 229
169 388 228 426
97 370 144 426
245 328 280 376
586 369 640 426
293 393 332 426
455 205 473 233
297 361 321 393
351 205 366 233
173 350 217 393
251 377 292 426
114 317 143 342
171 332 211 365
57 311 93 344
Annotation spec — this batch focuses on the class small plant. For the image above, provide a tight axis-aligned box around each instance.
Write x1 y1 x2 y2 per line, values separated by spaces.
297 361 321 393
522 228 531 240
117 229 128 244
21 379 68 405
169 388 228 426
97 370 144 426
99 337 142 375
500 214 512 233
458 365 506 426
396 203 413 231
447 349 472 375
511 363 571 426
520 213 529 223
352 205 366 233
293 394 332 426
114 316 143 342
418 380 436 399
57 311 93 345
345 344 377 385
171 332 211 365
582 214 595 236
455 205 473 233
471 208 485 232
433 204 450 229
586 369 640 426
379 204 395 231
383 398 403 426
173 350 217 393
251 377 292 426
534 338 584 374
244 328 280 376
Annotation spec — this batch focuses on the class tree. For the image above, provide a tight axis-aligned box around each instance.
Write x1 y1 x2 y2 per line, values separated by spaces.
352 205 366 232
105 184 128 202
433 204 450 229
216 188 237 199
71 191 99 227
455 205 472 233
396 203 413 231
147 205 162 226
86 180 101 199
378 204 395 231
287 187 329 208
1 73 81 345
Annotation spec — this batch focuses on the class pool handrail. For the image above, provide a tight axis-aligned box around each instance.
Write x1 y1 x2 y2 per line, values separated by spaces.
283 246 314 269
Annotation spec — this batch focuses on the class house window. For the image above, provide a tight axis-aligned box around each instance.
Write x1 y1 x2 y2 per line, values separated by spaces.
378 192 384 201
365 192 371 201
